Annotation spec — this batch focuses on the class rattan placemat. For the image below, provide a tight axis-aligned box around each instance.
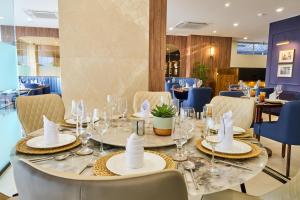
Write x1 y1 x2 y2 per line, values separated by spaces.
16 137 81 155
196 139 262 159
93 151 176 176
234 129 254 139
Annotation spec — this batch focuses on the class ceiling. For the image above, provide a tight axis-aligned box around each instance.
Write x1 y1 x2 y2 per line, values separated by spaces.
167 0 300 42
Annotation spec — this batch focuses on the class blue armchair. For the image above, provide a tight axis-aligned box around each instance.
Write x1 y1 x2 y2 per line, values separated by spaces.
219 91 244 97
183 87 212 115
255 87 274 97
254 100 300 177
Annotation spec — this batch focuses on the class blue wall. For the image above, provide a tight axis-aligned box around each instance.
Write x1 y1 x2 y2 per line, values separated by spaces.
0 42 18 91
266 15 300 91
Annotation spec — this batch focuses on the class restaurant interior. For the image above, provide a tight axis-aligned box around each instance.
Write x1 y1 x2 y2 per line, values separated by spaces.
1 0 300 199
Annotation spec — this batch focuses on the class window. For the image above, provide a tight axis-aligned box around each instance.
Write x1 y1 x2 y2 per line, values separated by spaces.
237 42 268 55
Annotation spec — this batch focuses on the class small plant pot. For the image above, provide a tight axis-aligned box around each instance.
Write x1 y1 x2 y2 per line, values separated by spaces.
152 116 174 136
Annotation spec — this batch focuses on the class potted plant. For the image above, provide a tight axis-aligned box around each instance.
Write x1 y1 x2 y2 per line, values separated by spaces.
151 104 176 136
191 63 208 86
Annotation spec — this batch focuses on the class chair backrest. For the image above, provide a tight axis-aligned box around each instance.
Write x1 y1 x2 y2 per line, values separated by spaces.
183 87 212 113
279 90 300 101
219 91 244 98
133 91 172 113
262 170 300 200
13 159 188 200
210 96 255 130
276 100 300 145
256 87 274 98
16 94 65 134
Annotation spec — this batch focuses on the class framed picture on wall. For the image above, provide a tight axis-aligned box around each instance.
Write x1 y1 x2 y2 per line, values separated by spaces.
277 64 293 77
278 49 295 63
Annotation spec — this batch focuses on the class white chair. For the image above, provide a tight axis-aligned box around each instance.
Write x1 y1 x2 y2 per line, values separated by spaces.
210 96 255 130
13 159 188 200
203 171 300 200
133 91 172 113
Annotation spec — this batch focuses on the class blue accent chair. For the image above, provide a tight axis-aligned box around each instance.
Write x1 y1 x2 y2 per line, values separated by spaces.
23 83 40 89
183 87 212 116
254 100 300 177
256 87 274 97
219 91 244 98
19 76 62 95
165 77 197 92
229 84 240 91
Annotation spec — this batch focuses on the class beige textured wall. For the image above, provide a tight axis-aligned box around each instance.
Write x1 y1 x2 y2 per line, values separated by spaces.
230 41 267 68
59 0 149 113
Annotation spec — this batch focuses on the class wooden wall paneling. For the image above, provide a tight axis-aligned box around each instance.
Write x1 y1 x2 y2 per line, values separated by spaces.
166 35 187 77
149 0 167 91
15 26 59 39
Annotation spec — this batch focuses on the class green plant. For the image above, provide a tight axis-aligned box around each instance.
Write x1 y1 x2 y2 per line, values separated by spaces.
192 63 208 84
151 104 176 118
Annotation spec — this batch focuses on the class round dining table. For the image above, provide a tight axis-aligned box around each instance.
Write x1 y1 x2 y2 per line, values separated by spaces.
11 120 268 200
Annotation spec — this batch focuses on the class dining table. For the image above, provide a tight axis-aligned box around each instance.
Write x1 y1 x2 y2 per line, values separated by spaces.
11 119 268 200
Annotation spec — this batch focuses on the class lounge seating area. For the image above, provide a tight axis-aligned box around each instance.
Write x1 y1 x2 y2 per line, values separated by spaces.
1 0 300 200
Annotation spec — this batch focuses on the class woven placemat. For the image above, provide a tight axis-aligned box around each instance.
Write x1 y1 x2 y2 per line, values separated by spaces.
93 151 176 176
16 137 81 155
196 139 262 159
234 129 254 139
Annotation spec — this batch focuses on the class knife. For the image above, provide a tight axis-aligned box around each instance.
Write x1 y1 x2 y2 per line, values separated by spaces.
215 160 252 171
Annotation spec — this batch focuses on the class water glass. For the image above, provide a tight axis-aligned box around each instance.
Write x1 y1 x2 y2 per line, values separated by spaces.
117 97 128 126
171 118 187 161
77 113 94 155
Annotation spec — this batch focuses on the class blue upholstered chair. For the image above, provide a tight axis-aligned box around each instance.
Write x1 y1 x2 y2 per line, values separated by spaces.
255 87 274 97
219 91 244 98
24 83 40 89
254 100 300 177
229 84 240 91
27 88 43 96
183 87 212 116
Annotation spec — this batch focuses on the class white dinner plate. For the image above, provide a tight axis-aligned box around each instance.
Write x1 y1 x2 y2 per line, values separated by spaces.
26 134 76 149
265 99 285 104
132 112 153 118
106 152 166 175
201 139 252 154
214 124 245 135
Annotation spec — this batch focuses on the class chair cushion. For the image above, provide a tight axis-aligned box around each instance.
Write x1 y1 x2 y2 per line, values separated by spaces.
210 96 255 130
202 189 260 200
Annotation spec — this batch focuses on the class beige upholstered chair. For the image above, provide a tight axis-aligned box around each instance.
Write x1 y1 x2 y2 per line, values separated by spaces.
133 91 172 113
210 96 255 130
13 159 188 200
16 94 65 134
203 171 300 200
0 193 16 200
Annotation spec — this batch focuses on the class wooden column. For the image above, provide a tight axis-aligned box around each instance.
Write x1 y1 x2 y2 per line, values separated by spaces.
149 0 167 91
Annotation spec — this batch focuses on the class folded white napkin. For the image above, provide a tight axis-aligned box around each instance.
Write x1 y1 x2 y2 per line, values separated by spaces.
126 133 144 169
269 92 277 100
43 115 59 145
185 83 190 88
140 100 150 118
218 111 233 150
197 80 203 88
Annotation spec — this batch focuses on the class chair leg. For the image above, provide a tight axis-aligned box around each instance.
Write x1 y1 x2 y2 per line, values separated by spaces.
268 114 271 122
281 144 286 158
286 145 291 178
240 183 247 193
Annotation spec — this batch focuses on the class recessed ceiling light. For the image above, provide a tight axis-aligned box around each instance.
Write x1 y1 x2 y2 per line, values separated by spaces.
212 30 217 34
27 17 33 21
0 16 4 20
233 23 239 27
225 2 231 7
169 27 174 31
257 13 266 17
276 7 284 13
243 37 248 40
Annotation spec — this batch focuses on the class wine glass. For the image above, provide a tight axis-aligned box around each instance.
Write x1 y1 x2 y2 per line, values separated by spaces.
71 100 79 135
77 112 94 155
171 98 180 117
180 107 196 154
77 100 86 134
171 117 187 161
117 97 128 126
204 117 224 174
94 109 110 155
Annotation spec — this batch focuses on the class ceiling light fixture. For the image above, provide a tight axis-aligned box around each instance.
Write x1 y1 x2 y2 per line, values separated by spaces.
233 23 239 27
0 16 4 20
225 2 231 7
212 30 217 34
276 7 284 13
169 27 174 31
243 37 248 40
27 17 33 21
276 41 289 46
257 13 266 17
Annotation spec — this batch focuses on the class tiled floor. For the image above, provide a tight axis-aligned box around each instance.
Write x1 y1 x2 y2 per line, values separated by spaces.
1 115 299 198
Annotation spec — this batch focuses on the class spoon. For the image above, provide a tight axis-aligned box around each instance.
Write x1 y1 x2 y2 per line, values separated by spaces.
30 153 73 163
183 161 199 190
78 158 97 175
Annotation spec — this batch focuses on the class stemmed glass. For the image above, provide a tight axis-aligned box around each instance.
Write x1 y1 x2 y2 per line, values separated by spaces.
275 85 283 99
117 98 128 126
77 112 94 155
71 100 79 135
204 117 224 174
171 117 187 161
94 109 110 155
180 107 196 155
171 98 180 117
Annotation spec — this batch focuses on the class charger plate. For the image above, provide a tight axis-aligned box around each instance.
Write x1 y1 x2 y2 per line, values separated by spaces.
196 139 262 159
93 151 176 176
16 136 81 155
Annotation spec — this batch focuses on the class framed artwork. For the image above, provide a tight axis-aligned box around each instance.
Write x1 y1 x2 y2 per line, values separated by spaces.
277 64 293 77
278 49 295 63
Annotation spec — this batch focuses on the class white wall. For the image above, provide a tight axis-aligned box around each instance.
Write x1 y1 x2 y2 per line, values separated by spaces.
230 41 267 68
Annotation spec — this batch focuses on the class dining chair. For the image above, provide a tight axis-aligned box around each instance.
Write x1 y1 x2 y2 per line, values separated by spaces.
254 100 300 177
13 159 188 200
210 96 255 130
255 87 274 98
0 193 14 200
133 91 172 113
202 170 300 200
183 87 212 117
219 91 244 98
16 94 65 134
